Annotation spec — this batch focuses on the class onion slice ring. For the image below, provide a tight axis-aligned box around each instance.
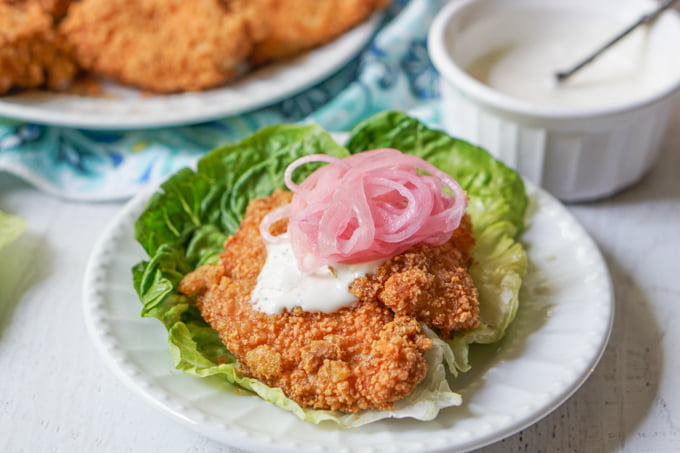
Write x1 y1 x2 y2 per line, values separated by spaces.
260 148 467 273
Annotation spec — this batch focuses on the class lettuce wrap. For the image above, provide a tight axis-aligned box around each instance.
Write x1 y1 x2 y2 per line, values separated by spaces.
132 111 528 427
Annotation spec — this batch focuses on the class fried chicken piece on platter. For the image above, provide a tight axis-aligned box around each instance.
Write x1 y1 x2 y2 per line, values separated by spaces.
179 189 480 412
249 0 391 64
0 1 77 94
350 215 480 339
60 0 266 93
180 190 432 412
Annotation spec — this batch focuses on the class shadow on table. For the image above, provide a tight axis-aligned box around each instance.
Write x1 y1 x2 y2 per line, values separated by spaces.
471 252 664 452
0 231 52 340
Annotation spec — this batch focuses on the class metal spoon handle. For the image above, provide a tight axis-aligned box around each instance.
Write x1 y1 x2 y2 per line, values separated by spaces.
556 0 678 82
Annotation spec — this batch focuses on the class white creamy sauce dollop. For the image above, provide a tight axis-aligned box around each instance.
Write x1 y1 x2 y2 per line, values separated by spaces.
464 13 674 108
251 234 384 314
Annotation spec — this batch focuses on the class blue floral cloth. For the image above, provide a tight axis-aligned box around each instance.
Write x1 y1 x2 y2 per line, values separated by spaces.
0 0 445 201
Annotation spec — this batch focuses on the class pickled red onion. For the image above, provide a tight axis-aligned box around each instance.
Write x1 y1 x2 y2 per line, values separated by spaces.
259 148 467 273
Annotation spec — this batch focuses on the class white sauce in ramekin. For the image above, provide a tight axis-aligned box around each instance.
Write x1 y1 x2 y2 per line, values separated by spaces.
462 11 676 108
250 235 383 314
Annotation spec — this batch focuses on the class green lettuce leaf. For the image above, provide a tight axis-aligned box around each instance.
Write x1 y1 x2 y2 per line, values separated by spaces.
132 112 528 425
132 123 350 396
166 322 461 428
346 111 527 373
134 123 347 257
0 210 26 250
346 110 527 235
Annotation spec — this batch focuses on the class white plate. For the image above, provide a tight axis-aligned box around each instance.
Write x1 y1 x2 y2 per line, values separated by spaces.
82 181 613 453
0 15 379 130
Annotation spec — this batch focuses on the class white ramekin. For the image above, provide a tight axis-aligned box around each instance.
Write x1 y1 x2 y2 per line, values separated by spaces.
429 0 680 201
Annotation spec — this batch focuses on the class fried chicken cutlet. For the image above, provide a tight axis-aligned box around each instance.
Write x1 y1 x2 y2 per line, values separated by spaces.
250 0 391 65
179 189 480 412
60 0 266 93
0 1 77 94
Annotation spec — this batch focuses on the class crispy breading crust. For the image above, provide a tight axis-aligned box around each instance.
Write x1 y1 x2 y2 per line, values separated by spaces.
249 0 391 65
179 189 480 412
350 216 480 338
0 1 76 94
2 0 71 18
60 0 266 93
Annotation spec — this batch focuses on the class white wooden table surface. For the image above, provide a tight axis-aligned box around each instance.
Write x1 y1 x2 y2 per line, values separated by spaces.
1 98 679 452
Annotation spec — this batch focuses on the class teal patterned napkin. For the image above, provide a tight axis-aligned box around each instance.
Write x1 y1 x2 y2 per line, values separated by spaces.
0 0 444 201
